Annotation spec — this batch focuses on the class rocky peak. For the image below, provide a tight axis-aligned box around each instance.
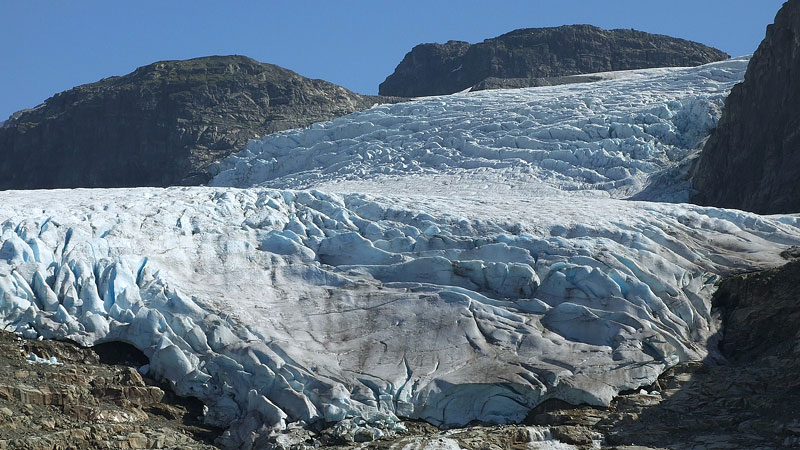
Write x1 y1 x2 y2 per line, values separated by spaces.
692 0 800 214
379 25 729 97
0 55 396 189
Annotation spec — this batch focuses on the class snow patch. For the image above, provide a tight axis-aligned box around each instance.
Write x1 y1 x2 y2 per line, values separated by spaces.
26 353 62 365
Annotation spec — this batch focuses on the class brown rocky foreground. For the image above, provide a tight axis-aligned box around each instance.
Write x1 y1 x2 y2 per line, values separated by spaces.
0 331 219 449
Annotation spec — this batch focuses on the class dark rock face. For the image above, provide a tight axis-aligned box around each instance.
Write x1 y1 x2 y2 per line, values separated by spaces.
712 258 800 362
692 0 800 214
0 55 391 189
471 74 607 92
379 25 729 97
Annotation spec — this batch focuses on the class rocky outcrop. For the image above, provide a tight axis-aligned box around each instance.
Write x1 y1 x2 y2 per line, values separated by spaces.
692 0 800 214
712 256 800 363
379 25 729 97
471 73 606 91
0 330 218 449
0 55 395 189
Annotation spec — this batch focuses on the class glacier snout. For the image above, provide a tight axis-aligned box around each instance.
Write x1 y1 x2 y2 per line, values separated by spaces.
0 187 797 445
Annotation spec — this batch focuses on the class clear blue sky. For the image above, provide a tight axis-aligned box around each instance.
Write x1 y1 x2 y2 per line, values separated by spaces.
0 0 786 120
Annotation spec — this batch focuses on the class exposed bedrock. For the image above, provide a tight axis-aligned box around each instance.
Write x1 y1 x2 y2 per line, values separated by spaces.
0 330 218 449
712 257 800 362
379 25 729 97
0 55 398 189
692 0 800 214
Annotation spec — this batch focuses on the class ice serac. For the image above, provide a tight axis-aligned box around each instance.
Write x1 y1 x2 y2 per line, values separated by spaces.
212 58 748 203
692 0 800 214
0 187 798 448
379 25 729 97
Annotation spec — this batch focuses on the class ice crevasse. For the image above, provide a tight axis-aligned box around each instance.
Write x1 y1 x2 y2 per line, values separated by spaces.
0 56 799 447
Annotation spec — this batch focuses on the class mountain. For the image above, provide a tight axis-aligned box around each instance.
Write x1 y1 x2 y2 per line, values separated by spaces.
378 25 730 97
0 55 392 189
692 0 800 214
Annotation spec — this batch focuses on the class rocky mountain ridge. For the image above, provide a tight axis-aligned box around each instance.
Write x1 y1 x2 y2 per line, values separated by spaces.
0 55 396 189
692 0 800 214
379 25 729 97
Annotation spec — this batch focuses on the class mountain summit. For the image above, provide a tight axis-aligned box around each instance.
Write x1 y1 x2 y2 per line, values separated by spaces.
379 25 729 97
0 55 389 189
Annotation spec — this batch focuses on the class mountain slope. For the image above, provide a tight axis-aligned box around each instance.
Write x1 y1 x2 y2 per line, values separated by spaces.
379 25 729 97
0 55 391 188
692 0 800 214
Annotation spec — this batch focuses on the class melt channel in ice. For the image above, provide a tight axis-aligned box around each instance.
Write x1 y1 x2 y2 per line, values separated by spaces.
1 56 799 447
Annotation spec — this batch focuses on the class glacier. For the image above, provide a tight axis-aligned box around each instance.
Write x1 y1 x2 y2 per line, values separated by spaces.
1 56 798 448
211 57 749 202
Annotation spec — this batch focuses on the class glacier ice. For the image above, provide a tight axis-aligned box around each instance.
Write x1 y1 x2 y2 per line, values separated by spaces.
0 186 797 447
0 56 798 448
211 57 749 202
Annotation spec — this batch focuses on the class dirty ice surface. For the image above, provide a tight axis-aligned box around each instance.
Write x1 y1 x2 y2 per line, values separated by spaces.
0 185 797 445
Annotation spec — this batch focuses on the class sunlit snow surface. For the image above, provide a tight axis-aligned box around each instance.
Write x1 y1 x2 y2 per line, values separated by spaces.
1 57 799 447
